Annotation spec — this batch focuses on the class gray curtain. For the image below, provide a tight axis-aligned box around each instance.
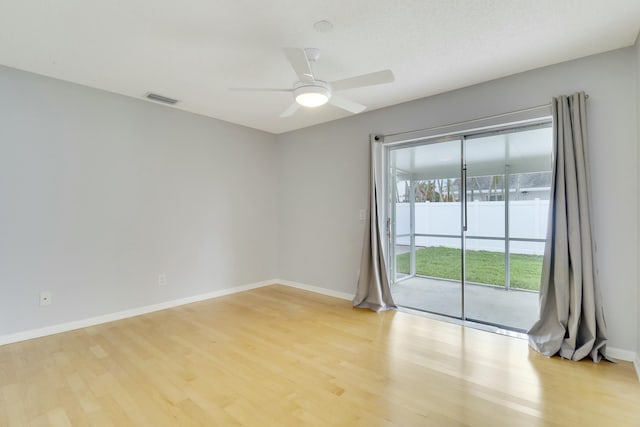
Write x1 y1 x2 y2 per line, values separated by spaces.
353 137 397 311
528 92 608 362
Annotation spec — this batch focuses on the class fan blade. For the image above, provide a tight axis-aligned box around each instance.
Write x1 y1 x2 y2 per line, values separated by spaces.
284 48 315 84
229 87 292 92
280 102 300 118
329 95 366 114
330 69 394 92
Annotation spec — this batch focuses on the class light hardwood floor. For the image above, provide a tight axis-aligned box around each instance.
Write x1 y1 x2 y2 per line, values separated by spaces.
1 285 639 426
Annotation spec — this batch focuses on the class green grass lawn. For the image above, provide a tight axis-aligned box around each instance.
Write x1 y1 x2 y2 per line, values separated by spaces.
396 246 543 291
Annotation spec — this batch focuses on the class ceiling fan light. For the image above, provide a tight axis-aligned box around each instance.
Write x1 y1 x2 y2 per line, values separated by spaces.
294 85 331 107
296 92 329 107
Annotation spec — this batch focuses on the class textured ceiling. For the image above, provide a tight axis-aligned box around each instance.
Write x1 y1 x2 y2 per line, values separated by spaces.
1 1 639 134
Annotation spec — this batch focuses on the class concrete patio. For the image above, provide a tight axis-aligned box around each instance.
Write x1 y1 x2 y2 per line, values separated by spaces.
391 276 540 331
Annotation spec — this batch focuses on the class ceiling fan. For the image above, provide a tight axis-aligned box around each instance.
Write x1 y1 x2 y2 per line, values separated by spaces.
231 48 395 117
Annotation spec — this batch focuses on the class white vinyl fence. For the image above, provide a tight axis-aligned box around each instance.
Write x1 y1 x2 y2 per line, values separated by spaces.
395 200 549 255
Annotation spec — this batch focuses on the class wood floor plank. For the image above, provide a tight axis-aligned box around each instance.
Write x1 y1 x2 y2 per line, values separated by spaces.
1 284 639 426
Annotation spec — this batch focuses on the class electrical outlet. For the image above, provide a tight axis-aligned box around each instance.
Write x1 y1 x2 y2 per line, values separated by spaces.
40 291 52 306
359 209 367 220
158 274 167 287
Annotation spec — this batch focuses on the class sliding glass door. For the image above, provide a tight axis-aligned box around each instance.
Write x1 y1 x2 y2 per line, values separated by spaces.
463 126 552 330
388 122 552 332
390 138 463 319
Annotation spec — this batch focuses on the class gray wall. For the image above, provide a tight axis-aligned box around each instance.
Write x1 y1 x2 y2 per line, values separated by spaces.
0 66 278 335
277 47 639 353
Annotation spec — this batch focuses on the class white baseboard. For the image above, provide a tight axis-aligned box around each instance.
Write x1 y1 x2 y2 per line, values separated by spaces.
0 280 354 347
606 347 636 362
634 356 640 382
0 280 272 346
272 279 354 301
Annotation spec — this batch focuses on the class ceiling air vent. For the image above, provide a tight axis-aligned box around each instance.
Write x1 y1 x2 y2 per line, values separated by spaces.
145 92 179 105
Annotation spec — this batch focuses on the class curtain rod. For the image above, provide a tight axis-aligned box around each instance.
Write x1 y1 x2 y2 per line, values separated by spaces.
381 93 589 140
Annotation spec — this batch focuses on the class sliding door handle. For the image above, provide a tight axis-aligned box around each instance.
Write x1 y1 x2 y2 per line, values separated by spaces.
463 168 468 231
